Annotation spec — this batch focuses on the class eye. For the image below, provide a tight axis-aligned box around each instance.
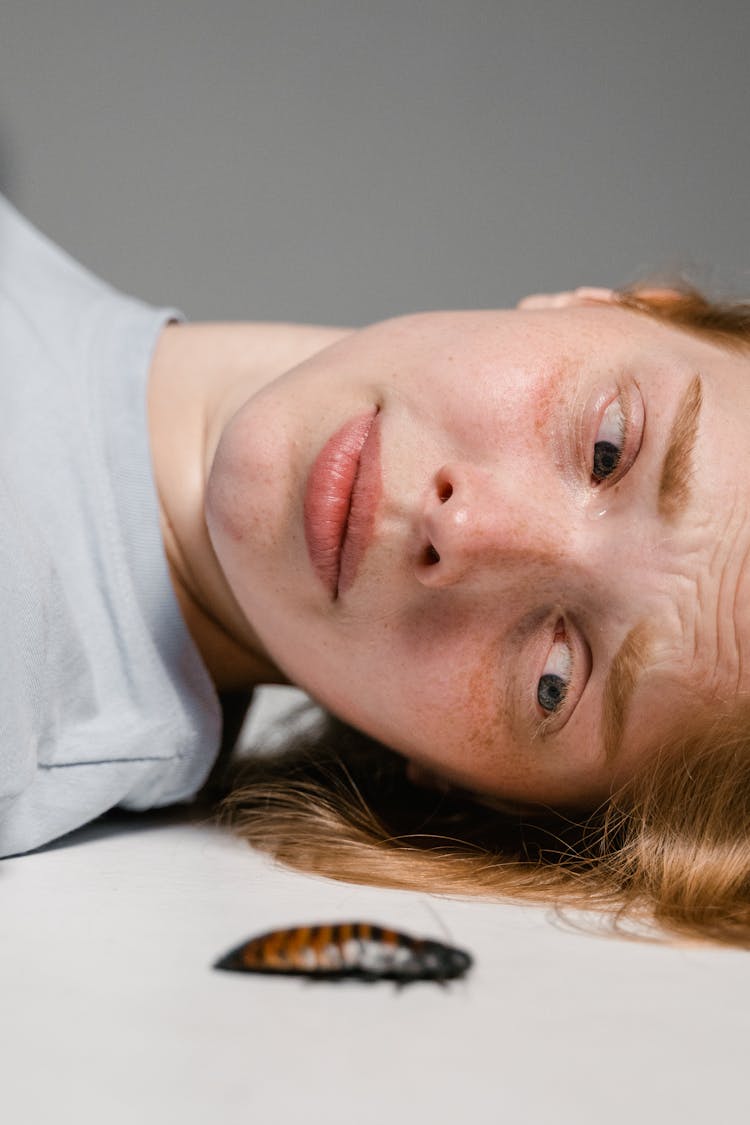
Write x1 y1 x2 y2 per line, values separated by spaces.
536 619 573 715
592 396 626 482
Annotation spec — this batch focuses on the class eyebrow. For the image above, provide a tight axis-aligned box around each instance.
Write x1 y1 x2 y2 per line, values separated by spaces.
602 620 653 764
658 374 703 522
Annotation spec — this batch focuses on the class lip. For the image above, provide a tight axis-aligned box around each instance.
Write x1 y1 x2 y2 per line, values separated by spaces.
304 407 382 598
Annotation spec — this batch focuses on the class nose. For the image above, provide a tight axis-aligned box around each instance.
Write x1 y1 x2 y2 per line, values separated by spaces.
416 461 571 589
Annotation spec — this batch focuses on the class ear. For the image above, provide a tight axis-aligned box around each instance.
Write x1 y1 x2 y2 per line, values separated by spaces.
516 286 618 310
619 285 690 309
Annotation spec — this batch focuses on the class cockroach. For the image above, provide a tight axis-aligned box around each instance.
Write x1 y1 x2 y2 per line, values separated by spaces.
213 921 473 985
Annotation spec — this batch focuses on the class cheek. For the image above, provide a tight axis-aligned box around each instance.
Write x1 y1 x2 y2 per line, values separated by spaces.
340 618 504 776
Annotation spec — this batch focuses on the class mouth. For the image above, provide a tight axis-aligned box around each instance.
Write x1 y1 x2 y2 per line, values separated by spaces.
303 407 382 599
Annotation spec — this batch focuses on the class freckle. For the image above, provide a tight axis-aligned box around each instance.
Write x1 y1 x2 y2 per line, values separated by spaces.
462 650 502 759
533 370 561 436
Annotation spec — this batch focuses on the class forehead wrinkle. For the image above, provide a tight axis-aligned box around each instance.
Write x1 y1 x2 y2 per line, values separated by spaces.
603 621 653 765
659 374 703 523
695 494 750 698
730 536 750 694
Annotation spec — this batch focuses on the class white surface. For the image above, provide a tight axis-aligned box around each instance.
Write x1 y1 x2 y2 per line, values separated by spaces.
3 803 749 1125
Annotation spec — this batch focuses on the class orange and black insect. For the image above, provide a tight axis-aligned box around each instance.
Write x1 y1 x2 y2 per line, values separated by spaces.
213 921 472 984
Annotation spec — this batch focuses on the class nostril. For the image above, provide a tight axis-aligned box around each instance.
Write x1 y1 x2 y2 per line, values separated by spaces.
424 544 441 565
439 483 453 502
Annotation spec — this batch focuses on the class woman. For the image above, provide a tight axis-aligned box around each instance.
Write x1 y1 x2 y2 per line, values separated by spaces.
3 193 749 948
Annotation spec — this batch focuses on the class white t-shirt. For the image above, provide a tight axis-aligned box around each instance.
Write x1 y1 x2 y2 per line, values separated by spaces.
0 194 222 856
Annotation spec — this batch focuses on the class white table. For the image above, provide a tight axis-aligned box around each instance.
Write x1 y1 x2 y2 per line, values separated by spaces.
3 692 749 1125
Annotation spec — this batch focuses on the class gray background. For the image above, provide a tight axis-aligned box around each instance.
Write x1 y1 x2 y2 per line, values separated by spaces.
1 0 749 328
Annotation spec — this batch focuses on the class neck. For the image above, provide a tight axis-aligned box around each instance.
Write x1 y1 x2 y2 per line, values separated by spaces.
147 319 352 693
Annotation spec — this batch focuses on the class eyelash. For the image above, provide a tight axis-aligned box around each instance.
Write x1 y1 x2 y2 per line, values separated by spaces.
592 393 629 484
534 618 575 735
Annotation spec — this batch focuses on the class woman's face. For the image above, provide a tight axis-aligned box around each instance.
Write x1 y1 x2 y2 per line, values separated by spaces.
204 299 750 808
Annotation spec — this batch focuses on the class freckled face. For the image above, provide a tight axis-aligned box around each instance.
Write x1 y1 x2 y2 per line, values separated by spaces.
204 306 750 808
